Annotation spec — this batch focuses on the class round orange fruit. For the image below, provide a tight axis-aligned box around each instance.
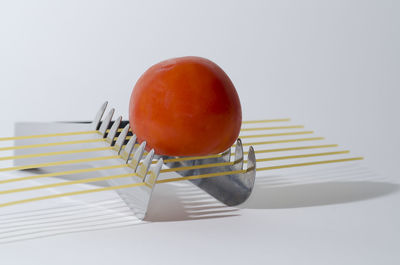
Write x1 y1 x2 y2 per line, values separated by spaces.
129 56 242 156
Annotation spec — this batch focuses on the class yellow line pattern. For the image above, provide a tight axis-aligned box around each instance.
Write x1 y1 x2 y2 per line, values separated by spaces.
0 118 290 143
0 172 139 195
257 157 364 171
161 161 233 173
0 164 128 184
239 137 324 147
0 182 146 208
240 131 313 139
242 118 290 124
0 147 113 161
240 125 304 131
157 169 246 184
244 144 339 155
0 155 119 172
0 130 98 142
0 150 348 184
253 151 349 162
0 138 105 152
0 156 363 208
161 154 222 163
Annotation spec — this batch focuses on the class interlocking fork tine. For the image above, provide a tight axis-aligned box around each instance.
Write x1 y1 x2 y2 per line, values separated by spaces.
7 102 364 217
98 108 115 138
145 158 163 188
92 101 108 130
162 138 255 206
8 103 298 218
130 157 163 220
121 134 137 163
246 146 256 174
242 146 256 197
104 146 161 220
233 138 244 170
190 146 255 206
114 124 130 154
137 149 155 179
129 141 146 171
221 147 232 162
106 116 122 145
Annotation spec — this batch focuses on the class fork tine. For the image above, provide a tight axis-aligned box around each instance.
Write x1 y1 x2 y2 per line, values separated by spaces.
129 141 146 171
137 149 154 179
106 116 122 145
98 108 115 138
114 124 130 154
233 138 244 170
92 101 108 130
121 134 137 163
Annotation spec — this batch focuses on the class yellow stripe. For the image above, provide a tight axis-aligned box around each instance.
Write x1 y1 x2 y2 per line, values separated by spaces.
0 170 248 207
47 126 307 141
0 182 146 208
0 150 348 185
242 118 290 124
0 155 119 172
157 169 247 184
0 138 105 152
0 164 128 185
0 172 140 195
0 119 301 154
106 128 131 133
0 157 363 208
0 118 290 143
238 137 324 147
254 151 349 162
160 151 350 172
160 161 233 173
0 130 98 141
240 131 313 139
0 146 113 161
155 144 338 162
241 125 304 131
0 133 317 162
0 141 335 169
162 154 222 163
244 144 338 155
257 157 364 171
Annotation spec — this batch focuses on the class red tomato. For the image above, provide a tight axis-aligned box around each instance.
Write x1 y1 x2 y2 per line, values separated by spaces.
129 56 242 156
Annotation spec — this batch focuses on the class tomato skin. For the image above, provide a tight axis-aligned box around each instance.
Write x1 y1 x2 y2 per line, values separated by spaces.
129 56 242 156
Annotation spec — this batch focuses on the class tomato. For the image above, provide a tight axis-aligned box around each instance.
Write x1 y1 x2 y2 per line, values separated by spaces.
129 56 242 156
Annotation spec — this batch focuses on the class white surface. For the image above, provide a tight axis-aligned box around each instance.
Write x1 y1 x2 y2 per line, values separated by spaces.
0 0 399 264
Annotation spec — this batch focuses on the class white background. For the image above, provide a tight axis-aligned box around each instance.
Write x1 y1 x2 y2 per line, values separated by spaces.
0 0 399 264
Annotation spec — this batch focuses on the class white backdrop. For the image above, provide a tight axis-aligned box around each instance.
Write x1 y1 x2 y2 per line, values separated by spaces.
1 0 399 176
0 1 399 264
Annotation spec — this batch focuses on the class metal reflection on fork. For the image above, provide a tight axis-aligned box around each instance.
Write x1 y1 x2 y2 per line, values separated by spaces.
89 102 257 214
12 102 257 218
162 139 257 206
7 101 363 217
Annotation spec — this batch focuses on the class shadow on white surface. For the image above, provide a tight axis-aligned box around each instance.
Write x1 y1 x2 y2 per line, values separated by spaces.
0 182 240 244
0 199 144 245
241 164 399 209
1 164 395 244
242 181 399 209
145 181 240 222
